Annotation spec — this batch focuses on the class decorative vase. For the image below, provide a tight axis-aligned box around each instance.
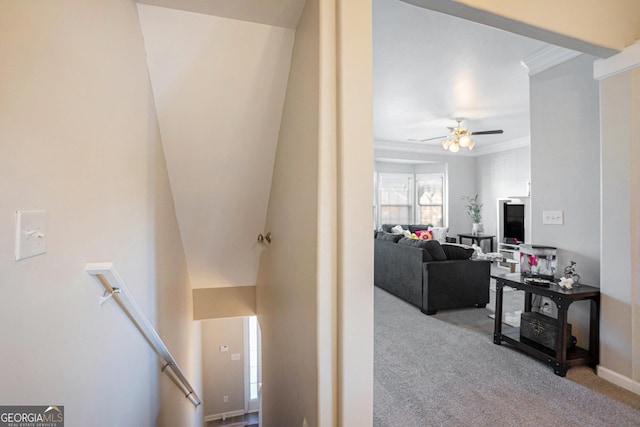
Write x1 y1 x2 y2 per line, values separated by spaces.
472 222 483 235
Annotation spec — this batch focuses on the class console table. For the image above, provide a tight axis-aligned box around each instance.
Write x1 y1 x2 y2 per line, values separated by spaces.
458 233 495 252
492 273 600 376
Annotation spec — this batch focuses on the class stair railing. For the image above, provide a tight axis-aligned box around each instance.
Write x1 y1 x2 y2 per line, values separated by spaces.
86 262 201 407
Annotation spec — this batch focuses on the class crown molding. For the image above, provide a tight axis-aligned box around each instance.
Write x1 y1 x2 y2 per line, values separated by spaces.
374 137 529 158
521 45 582 76
470 137 530 156
594 40 640 80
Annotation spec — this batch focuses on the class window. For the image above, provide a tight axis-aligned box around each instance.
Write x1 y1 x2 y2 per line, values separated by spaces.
416 174 444 226
374 170 446 230
378 173 413 225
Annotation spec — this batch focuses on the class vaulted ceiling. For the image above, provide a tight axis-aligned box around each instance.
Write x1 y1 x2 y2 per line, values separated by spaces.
137 0 306 29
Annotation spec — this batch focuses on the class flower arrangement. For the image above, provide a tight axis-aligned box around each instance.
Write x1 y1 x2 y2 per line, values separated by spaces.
463 194 483 224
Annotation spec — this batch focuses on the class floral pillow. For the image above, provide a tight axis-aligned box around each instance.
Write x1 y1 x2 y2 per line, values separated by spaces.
413 230 433 240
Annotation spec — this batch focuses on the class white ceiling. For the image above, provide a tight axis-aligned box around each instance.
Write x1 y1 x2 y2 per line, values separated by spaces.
136 0 306 29
373 0 566 155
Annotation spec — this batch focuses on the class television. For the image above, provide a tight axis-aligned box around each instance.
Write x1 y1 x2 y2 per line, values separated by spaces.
503 203 525 243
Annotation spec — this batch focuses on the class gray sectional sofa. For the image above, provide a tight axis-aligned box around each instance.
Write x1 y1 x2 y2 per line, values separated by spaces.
374 230 490 315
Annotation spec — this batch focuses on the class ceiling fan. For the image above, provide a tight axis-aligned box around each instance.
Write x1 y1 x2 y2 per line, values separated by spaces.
411 118 503 152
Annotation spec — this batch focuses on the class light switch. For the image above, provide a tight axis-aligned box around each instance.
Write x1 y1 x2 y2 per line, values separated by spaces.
220 345 229 352
15 210 47 261
542 210 563 225
231 353 241 361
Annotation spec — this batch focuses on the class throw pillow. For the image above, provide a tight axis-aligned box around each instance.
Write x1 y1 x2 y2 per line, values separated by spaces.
398 238 446 261
414 230 433 240
397 238 434 261
391 224 405 234
441 243 474 260
422 240 447 261
428 226 449 244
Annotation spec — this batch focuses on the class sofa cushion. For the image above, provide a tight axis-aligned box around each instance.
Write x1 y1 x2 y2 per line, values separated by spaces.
376 232 403 242
381 224 434 233
381 224 405 233
407 224 433 233
398 238 447 261
441 243 474 260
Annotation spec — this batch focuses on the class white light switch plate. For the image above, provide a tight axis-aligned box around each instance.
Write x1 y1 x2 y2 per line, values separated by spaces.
231 353 241 361
220 345 229 352
542 210 564 225
15 210 47 261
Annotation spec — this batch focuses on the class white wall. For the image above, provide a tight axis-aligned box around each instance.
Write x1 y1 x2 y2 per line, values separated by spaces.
138 4 295 289
0 1 200 426
201 318 245 417
475 146 531 240
529 54 600 348
256 0 320 424
599 66 640 381
336 0 375 423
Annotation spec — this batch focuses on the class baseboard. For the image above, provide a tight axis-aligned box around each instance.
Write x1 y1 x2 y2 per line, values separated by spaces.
204 409 247 422
597 365 640 395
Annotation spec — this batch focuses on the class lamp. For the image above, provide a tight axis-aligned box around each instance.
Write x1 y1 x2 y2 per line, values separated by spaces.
442 119 474 152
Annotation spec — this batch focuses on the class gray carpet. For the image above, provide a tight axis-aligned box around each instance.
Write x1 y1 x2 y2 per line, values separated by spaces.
374 287 640 426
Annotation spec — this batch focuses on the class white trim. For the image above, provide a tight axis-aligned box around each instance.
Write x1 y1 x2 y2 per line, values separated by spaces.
521 45 582 76
204 409 247 422
470 137 530 156
375 139 463 156
243 317 250 413
594 40 640 80
374 137 530 158
597 366 640 396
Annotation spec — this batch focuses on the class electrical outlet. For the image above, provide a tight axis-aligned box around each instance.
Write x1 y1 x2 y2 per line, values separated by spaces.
223 395 228 403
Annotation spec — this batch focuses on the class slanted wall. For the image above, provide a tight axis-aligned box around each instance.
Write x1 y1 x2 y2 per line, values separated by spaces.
256 0 321 424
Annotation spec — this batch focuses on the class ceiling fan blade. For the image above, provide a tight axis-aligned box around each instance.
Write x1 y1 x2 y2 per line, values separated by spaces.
470 130 503 136
409 134 448 142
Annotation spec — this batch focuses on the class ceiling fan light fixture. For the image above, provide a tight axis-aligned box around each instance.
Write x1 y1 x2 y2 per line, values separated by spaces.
442 138 452 149
449 142 460 153
468 140 476 150
458 135 471 147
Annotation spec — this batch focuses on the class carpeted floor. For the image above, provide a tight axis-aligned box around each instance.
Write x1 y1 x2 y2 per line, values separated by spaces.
374 286 640 426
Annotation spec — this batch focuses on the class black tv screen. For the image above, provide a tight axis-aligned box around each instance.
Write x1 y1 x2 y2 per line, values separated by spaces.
504 204 525 243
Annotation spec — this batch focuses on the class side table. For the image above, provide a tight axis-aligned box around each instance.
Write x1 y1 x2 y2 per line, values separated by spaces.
492 273 600 376
458 233 496 252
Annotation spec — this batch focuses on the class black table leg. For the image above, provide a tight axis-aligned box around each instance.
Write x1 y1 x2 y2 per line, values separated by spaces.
494 280 504 345
589 296 600 367
553 301 571 377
